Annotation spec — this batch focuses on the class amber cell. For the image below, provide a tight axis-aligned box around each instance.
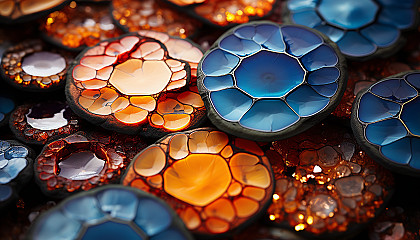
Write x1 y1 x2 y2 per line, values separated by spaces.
0 0 67 22
266 123 394 237
166 0 206 6
1 40 71 90
35 132 146 197
122 128 274 236
41 1 122 50
68 33 206 134
111 0 200 38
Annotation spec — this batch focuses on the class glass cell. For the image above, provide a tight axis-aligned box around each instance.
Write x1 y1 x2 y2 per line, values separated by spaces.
366 119 407 145
286 85 330 117
81 221 143 240
135 198 171 236
281 25 323 57
210 89 253 122
358 93 400 123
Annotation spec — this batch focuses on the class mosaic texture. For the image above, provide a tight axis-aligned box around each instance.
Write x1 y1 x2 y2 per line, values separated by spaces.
352 71 420 176
1 40 71 91
67 33 206 136
0 0 68 24
27 185 194 240
198 21 347 141
41 1 122 51
165 0 277 27
10 101 80 145
122 128 274 236
35 132 146 198
267 122 394 238
0 96 15 126
284 0 417 59
112 0 200 39
0 140 32 209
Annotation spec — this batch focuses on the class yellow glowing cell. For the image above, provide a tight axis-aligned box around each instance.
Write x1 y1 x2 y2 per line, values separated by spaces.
233 197 259 218
114 105 148 124
230 153 271 188
204 198 235 222
298 214 304 220
130 96 156 111
163 114 191 131
226 12 235 22
163 154 231 207
228 182 242 197
307 216 314 225
243 187 266 201
134 146 166 177
221 145 233 158
295 224 305 231
151 114 164 126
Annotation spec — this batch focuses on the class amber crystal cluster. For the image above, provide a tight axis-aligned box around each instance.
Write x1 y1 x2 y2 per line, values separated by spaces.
11 102 80 144
267 123 393 235
1 40 70 89
112 0 199 38
35 133 145 196
41 2 122 50
123 129 274 235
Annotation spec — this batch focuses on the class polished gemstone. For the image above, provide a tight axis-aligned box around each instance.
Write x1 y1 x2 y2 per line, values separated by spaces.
22 52 66 77
58 151 105 180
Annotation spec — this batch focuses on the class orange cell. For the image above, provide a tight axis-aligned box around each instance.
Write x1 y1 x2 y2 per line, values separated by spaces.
180 207 201 230
0 0 67 22
233 197 259 218
134 146 166 177
169 134 189 160
205 198 235 222
230 153 271 188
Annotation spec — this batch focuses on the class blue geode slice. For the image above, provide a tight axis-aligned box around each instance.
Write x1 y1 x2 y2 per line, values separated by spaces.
26 185 194 240
0 140 33 209
351 71 420 176
197 21 347 141
284 0 418 59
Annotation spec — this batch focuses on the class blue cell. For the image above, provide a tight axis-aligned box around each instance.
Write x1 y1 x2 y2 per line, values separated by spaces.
134 198 171 236
318 0 379 29
62 196 105 222
219 34 261 56
0 97 14 115
381 137 412 165
291 10 322 28
0 185 12 202
0 113 4 122
235 51 305 98
281 25 323 57
234 25 256 39
151 228 188 240
360 24 400 47
337 32 376 57
377 0 415 7
358 93 401 123
300 45 338 71
203 75 234 91
409 138 420 169
239 100 299 132
97 189 138 221
405 73 420 89
210 89 253 121
307 67 340 85
312 82 338 97
314 25 345 42
201 49 239 76
0 158 27 184
4 146 29 159
0 141 10 152
378 7 415 29
81 221 143 240
287 0 319 11
34 211 82 240
371 79 417 102
253 24 285 53
365 119 407 145
286 85 330 117
401 97 420 135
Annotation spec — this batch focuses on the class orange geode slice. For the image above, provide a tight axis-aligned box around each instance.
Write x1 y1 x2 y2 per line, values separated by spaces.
66 33 206 137
122 128 275 236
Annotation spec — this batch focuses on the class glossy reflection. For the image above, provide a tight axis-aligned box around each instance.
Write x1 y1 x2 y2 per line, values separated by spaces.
22 52 66 77
58 151 105 180
26 102 71 131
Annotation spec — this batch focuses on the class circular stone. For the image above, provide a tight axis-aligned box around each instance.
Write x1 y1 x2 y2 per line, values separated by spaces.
66 32 206 137
26 185 193 240
351 71 420 176
284 0 417 59
9 101 80 145
318 0 379 30
197 21 347 141
22 52 66 77
122 128 274 237
0 140 33 209
34 132 147 198
267 122 394 239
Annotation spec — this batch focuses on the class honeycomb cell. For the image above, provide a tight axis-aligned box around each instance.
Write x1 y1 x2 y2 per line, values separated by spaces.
122 128 274 236
267 122 393 238
67 33 206 136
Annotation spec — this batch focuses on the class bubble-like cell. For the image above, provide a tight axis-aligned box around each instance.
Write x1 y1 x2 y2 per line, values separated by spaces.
27 185 193 240
198 22 346 141
352 72 420 176
122 128 274 236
